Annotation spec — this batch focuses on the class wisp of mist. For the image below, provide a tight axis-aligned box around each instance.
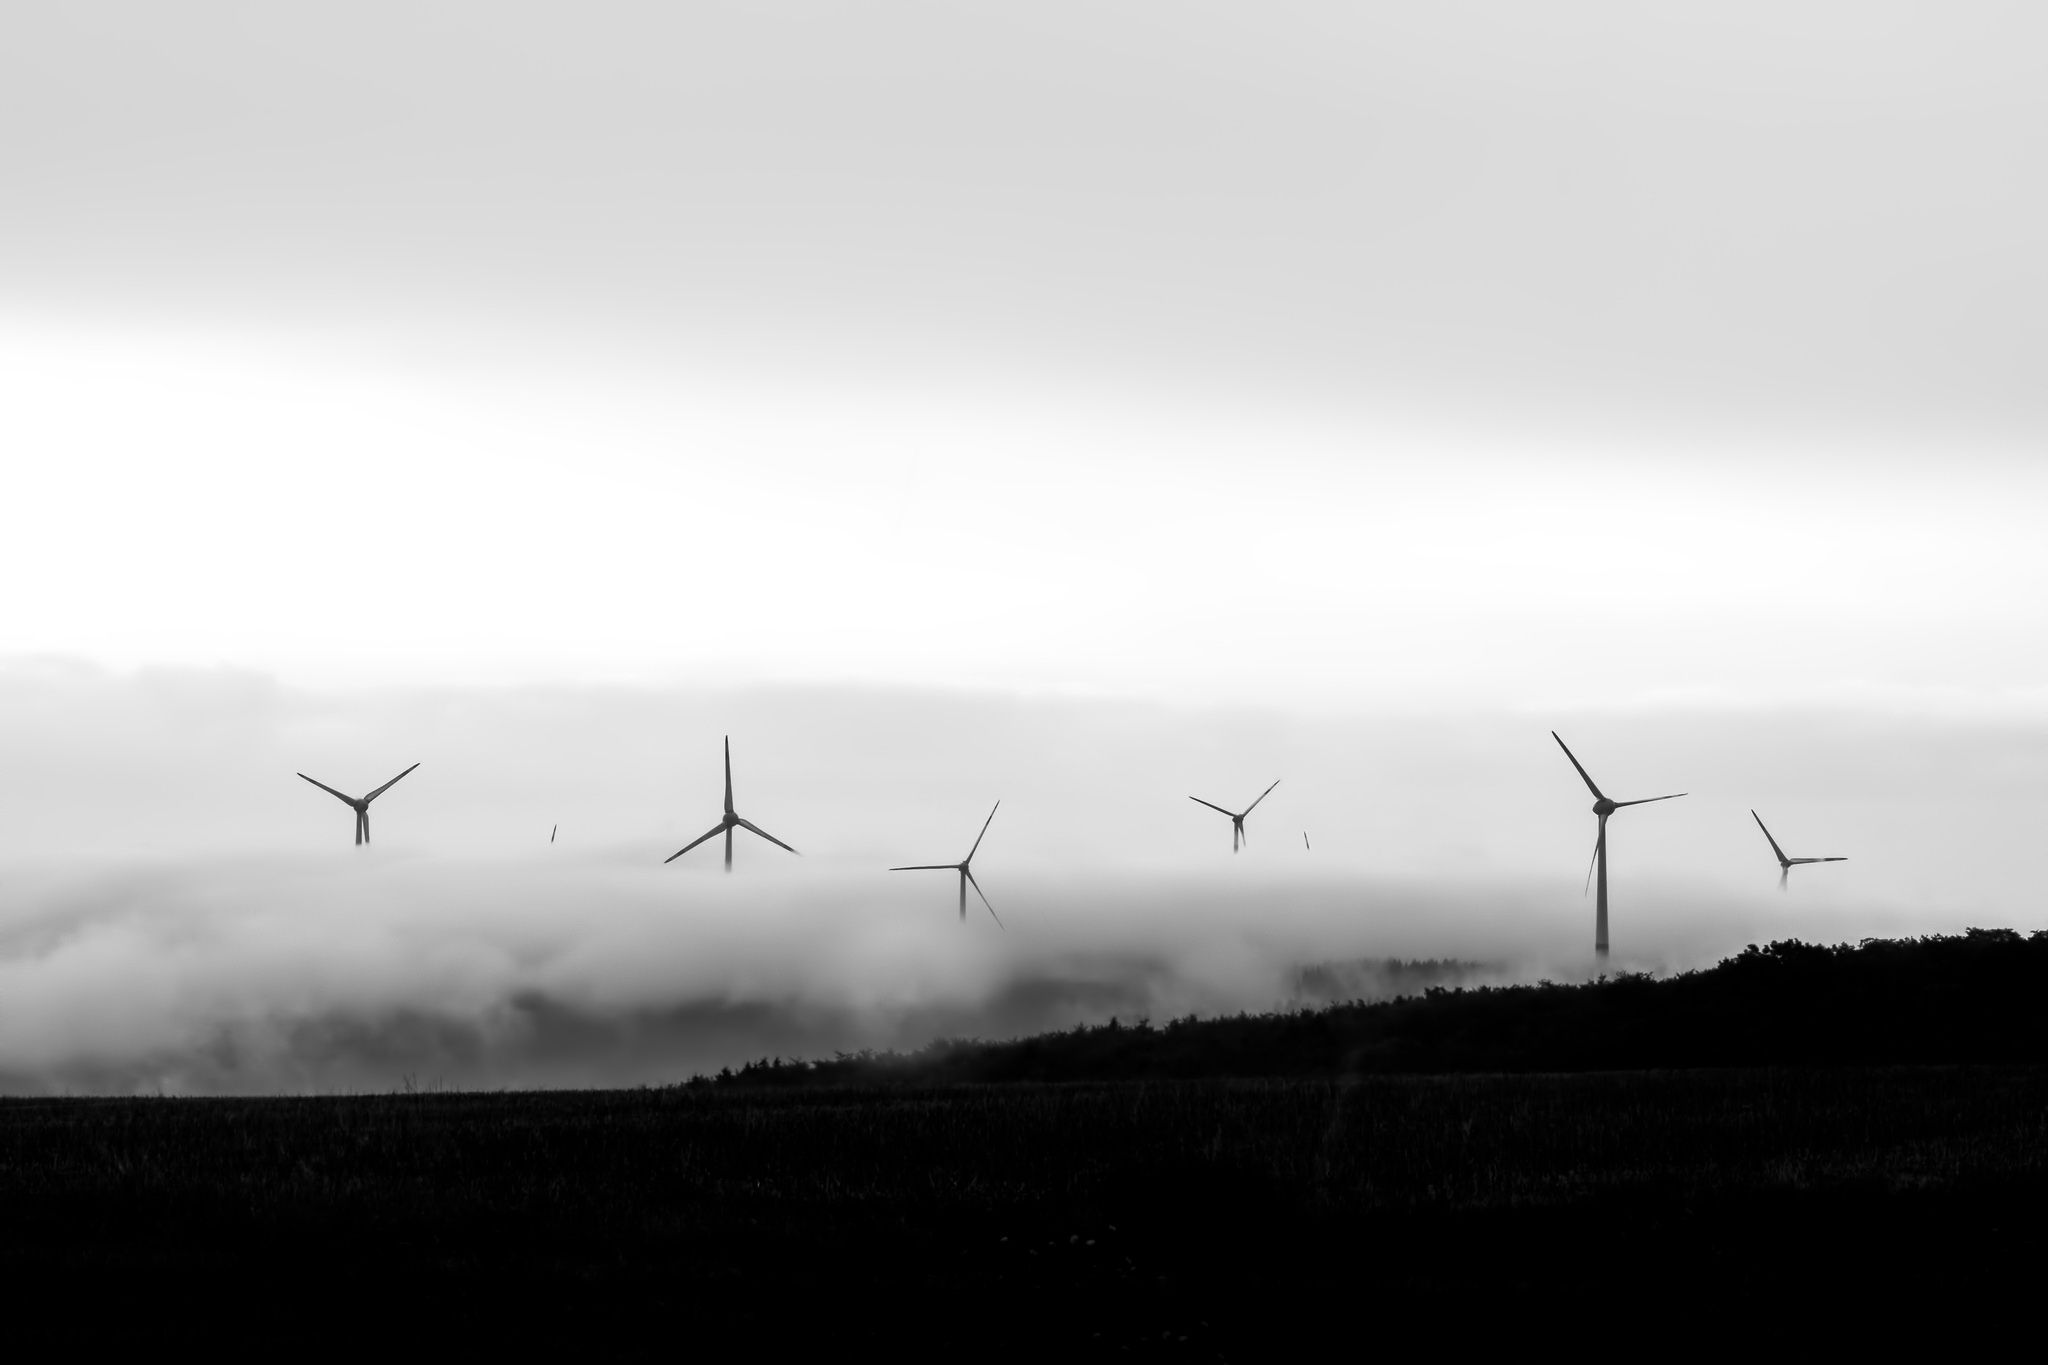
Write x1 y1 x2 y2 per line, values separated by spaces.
0 848 1906 1095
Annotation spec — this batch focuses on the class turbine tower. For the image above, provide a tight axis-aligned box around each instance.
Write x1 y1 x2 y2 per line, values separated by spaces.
1189 780 1280 852
664 736 798 872
296 764 420 846
889 801 1003 927
1751 810 1846 890
1551 733 1684 959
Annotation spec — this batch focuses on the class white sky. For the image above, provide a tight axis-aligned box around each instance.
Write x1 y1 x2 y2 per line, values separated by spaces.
4 316 2044 710
3 3 2043 708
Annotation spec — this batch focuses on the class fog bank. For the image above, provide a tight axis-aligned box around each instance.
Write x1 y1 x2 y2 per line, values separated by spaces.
0 661 2033 1092
0 851 1954 1095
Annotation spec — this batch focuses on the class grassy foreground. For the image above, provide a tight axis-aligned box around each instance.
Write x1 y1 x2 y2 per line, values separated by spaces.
4 1065 2045 1355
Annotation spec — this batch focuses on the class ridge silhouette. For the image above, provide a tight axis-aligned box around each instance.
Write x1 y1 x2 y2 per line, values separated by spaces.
696 929 2048 1086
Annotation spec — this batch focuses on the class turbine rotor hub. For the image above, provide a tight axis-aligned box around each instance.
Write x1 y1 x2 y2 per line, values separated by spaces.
1593 798 1616 816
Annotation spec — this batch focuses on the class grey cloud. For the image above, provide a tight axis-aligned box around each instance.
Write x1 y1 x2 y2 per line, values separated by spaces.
1 3 2042 440
0 851 1832 1095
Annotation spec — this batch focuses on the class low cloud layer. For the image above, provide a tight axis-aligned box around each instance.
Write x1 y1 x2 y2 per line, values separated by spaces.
0 851 1954 1095
0 660 2036 1093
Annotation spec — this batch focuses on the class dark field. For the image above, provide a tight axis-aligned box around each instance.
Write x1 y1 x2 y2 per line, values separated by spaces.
6 1066 2045 1356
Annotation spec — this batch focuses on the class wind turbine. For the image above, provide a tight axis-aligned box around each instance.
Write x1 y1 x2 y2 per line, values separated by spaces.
1751 810 1845 890
1551 733 1684 959
664 737 798 871
296 764 420 846
1189 780 1280 852
889 801 1003 927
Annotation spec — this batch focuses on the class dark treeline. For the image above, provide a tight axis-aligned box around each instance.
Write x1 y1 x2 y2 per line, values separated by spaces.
702 929 2048 1085
1287 954 1491 1004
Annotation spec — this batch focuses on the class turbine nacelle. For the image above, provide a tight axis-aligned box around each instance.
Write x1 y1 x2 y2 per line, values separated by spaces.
1552 732 1684 959
889 801 1003 927
1189 779 1280 853
663 736 799 870
1751 810 1846 890
296 763 420 847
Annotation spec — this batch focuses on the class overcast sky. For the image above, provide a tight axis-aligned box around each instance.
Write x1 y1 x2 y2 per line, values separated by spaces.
2 4 2043 1089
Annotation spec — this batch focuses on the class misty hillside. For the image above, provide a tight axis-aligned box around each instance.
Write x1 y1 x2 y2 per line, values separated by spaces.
701 929 2048 1085
1285 955 1496 1005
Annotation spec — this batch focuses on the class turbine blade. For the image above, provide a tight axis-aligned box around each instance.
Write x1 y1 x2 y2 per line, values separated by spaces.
966 868 1003 930
360 809 371 845
551 824 557 844
1243 779 1281 815
736 817 798 854
964 801 1000 861
1551 732 1607 801
725 826 733 871
664 822 726 864
1779 866 1789 891
1583 827 1603 895
1303 832 1310 851
1751 810 1790 866
298 773 359 806
1792 857 1848 865
723 736 734 816
889 864 957 872
1613 793 1685 807
355 809 364 846
1188 796 1236 817
362 762 420 803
